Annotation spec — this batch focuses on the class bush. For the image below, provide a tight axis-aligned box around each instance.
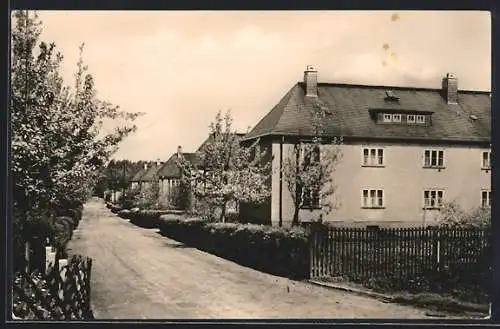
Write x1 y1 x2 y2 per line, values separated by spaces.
117 187 141 210
158 215 310 279
438 201 491 229
117 209 132 219
129 209 183 229
54 207 82 229
110 204 123 213
52 216 74 257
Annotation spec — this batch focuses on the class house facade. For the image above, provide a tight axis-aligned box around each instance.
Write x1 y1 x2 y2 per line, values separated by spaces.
130 164 147 190
157 133 247 211
129 162 163 191
140 161 164 191
242 67 491 227
157 146 199 208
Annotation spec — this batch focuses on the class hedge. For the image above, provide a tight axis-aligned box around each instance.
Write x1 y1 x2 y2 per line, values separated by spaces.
126 209 186 228
54 207 82 229
109 204 123 214
158 215 310 279
117 209 132 220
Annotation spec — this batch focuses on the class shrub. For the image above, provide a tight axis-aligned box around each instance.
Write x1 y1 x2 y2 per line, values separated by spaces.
157 216 310 279
118 209 131 219
224 211 239 223
52 216 74 257
129 209 182 229
54 207 81 229
118 188 141 209
438 201 491 229
110 205 123 213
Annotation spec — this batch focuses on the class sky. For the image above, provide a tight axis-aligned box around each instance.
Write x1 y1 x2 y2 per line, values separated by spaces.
28 10 491 161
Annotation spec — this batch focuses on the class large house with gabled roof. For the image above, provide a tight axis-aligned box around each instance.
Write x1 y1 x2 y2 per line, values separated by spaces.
241 66 491 228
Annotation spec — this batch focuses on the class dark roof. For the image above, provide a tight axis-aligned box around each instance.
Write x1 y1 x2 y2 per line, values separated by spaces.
196 132 246 152
130 167 147 182
157 153 199 179
243 82 491 144
140 162 164 182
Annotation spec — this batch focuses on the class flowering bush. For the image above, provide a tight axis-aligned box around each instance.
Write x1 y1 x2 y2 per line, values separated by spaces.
438 201 491 229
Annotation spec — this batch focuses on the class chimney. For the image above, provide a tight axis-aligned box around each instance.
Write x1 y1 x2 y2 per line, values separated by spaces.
143 163 147 170
156 158 161 167
177 145 182 158
304 65 318 97
442 73 458 104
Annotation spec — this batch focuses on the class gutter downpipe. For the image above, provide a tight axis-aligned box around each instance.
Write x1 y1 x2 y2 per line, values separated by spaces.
279 136 284 227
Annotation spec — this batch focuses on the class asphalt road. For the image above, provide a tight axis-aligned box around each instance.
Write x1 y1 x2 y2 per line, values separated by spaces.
68 198 433 320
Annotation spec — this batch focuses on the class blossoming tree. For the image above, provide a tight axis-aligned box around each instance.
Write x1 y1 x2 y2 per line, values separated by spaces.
178 110 271 222
281 102 343 227
11 11 142 266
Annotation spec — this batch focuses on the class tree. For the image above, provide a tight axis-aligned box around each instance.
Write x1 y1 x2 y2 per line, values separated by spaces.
11 10 142 263
281 102 343 227
178 110 271 222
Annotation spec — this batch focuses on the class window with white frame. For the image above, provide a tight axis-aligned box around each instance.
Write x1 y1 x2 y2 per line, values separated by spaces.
362 189 384 208
482 190 492 208
362 148 384 166
407 114 416 124
392 114 402 123
482 151 491 169
423 190 444 209
424 150 444 168
301 187 320 209
383 114 392 122
416 115 426 124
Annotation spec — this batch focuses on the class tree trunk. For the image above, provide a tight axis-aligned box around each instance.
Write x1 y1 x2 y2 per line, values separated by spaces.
220 201 227 223
292 205 300 227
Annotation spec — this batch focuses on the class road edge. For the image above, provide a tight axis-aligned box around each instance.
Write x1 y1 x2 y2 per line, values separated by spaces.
306 279 489 318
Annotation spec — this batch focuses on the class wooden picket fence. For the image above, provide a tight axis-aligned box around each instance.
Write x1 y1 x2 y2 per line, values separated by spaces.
12 254 93 320
307 224 491 286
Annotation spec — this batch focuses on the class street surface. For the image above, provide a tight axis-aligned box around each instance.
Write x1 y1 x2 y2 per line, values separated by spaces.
68 198 433 319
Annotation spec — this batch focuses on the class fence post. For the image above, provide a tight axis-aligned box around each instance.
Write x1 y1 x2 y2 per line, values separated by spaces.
432 228 442 274
58 258 68 299
24 241 30 273
87 258 93 317
45 246 56 275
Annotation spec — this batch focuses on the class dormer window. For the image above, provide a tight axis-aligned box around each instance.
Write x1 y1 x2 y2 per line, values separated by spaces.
384 90 400 102
371 109 432 126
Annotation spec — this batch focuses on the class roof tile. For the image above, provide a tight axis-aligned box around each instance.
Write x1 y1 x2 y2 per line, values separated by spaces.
243 82 491 143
